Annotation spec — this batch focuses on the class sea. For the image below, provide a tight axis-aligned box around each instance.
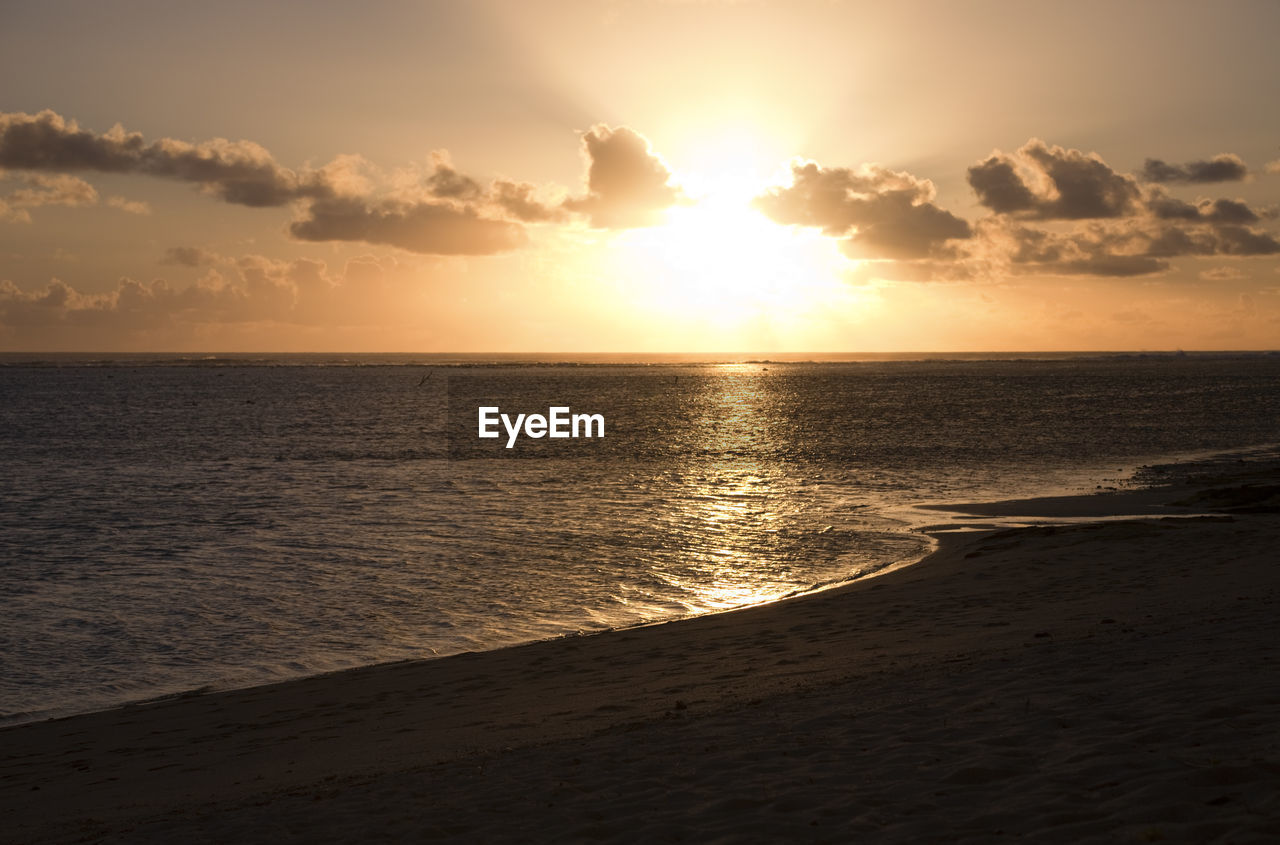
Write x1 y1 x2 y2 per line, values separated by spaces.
2 351 1279 725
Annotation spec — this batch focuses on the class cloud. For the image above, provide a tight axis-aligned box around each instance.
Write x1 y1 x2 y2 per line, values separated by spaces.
0 275 251 332
0 277 162 332
289 196 528 255
975 215 1280 280
1 110 565 254
955 140 1280 281
1146 190 1261 224
753 160 971 260
1207 225 1280 256
492 179 567 222
752 140 1273 282
0 109 334 208
0 253 425 339
968 139 1142 219
1141 154 1248 184
761 139 1278 283
0 171 98 222
9 109 1277 282
160 246 217 267
1059 255 1166 277
1139 220 1278 258
285 155 557 254
963 155 1038 215
107 195 150 215
423 152 485 201
0 169 146 220
974 219 1169 278
1200 266 1247 281
418 157 565 223
1136 222 1280 258
563 125 682 228
1268 160 1280 175
402 155 564 223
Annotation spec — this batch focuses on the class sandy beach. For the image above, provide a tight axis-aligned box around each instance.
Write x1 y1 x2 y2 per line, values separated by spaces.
2 466 1279 843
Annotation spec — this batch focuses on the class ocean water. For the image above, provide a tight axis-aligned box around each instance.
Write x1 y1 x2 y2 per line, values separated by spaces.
2 352 1279 724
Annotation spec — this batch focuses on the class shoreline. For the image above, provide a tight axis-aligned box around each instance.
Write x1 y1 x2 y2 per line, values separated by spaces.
3 463 1279 842
7 442 1249 731
0 528 939 732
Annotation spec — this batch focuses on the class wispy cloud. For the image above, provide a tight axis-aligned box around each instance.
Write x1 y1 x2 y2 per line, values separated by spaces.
1200 266 1247 281
159 246 217 267
107 196 150 215
0 171 98 223
0 253 425 338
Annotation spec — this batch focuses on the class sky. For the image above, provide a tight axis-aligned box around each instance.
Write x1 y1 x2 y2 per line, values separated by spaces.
2 0 1279 353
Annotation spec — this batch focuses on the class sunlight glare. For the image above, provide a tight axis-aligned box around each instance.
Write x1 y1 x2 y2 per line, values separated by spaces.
613 148 851 334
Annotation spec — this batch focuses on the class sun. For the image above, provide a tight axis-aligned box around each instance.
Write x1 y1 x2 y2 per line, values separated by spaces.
609 145 852 335
625 200 833 317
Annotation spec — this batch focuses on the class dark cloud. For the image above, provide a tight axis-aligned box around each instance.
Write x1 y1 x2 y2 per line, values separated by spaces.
1138 222 1280 258
968 140 1142 220
1146 191 1262 226
1140 225 1217 258
1147 191 1247 223
970 142 1271 227
563 125 681 228
1055 254 1167 277
160 246 217 267
289 196 527 255
1141 154 1248 184
1213 225 1280 256
966 155 1038 214
0 110 334 207
1022 141 1144 219
957 140 1280 280
753 160 971 260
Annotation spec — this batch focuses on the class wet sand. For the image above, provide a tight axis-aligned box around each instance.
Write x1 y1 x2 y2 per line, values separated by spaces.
2 470 1278 843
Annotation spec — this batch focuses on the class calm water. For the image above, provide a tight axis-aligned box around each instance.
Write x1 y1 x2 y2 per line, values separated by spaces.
2 353 1279 724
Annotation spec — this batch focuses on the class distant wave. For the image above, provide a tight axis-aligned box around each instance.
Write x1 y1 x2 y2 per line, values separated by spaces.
2 350 1278 368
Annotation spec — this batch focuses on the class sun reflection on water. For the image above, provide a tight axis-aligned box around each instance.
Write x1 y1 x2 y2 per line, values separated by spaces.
649 368 808 610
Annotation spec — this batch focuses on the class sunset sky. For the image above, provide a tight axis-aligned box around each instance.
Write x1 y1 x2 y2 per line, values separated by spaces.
3 0 1279 352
